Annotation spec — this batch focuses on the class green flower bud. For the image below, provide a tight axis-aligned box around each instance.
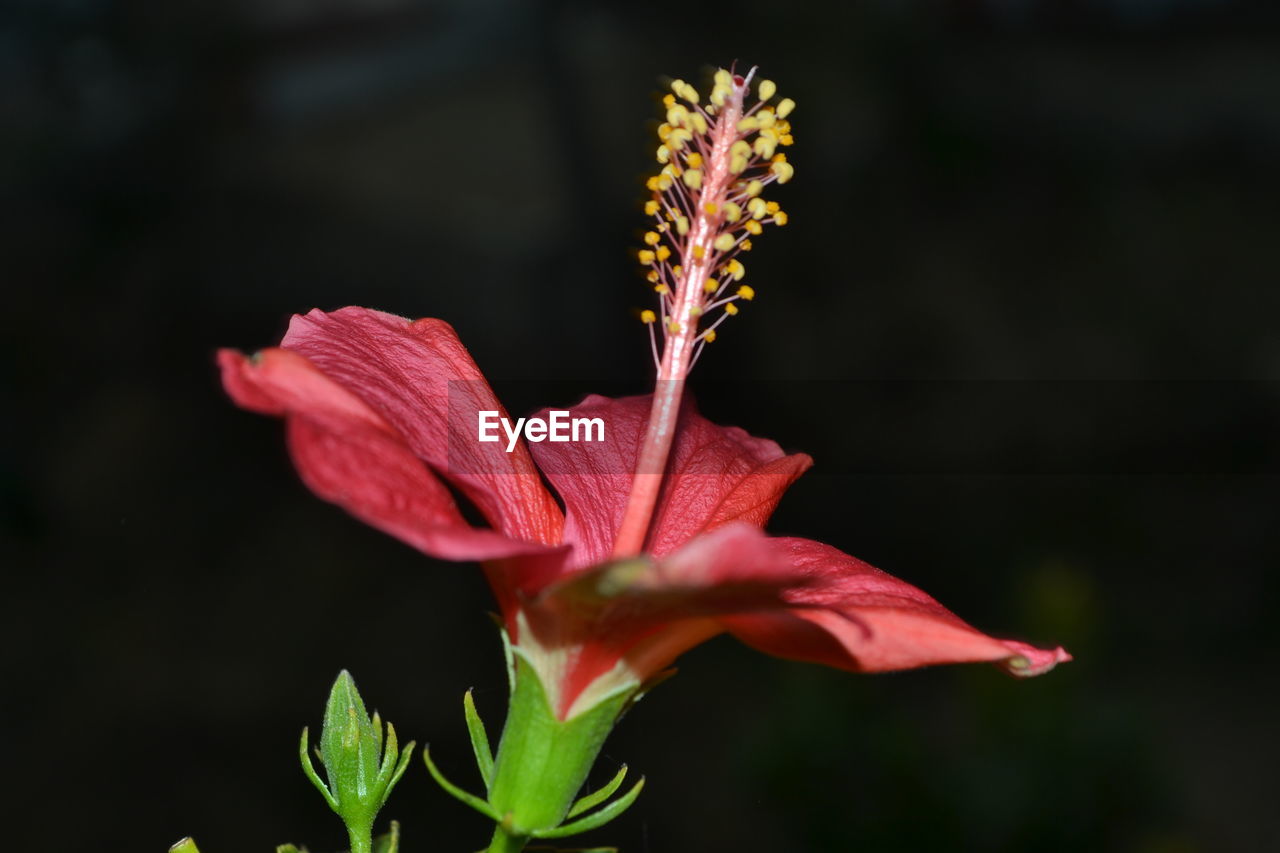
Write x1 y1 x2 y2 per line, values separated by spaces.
300 671 414 853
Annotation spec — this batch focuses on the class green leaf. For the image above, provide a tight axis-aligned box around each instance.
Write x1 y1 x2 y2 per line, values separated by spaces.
275 845 307 853
531 778 645 840
168 838 200 853
566 765 627 819
299 727 338 812
371 820 400 853
464 690 495 790
423 746 501 821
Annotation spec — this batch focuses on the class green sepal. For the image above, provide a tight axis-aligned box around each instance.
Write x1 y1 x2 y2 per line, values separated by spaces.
464 690 495 789
530 778 645 840
275 845 307 853
168 839 200 853
372 820 400 853
423 745 502 821
485 651 637 835
566 765 627 820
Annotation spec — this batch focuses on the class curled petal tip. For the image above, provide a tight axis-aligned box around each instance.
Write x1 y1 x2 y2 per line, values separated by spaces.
1001 642 1072 677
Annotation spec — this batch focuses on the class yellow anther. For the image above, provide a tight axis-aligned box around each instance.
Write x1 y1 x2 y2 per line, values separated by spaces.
772 152 787 163
730 154 749 174
776 98 795 118
662 93 675 109
657 123 672 141
724 302 739 316
737 284 755 300
765 200 781 214
748 197 768 219
740 239 753 251
646 176 661 192
646 270 659 283
714 233 736 252
703 278 719 293
703 202 718 215
680 84 700 104
726 259 745 280
638 249 655 264
672 265 683 276
703 329 717 343
744 219 762 235
668 321 681 334
715 69 733 87
668 127 693 149
670 79 686 97
753 136 777 159
780 134 794 146
657 174 673 191
655 245 671 261
644 231 661 245
772 161 795 184
654 283 669 294
689 306 703 317
746 179 763 197
730 140 752 160
667 105 689 127
682 169 703 190
774 211 789 226
675 216 690 236
656 145 670 164
690 112 708 134
737 116 760 133
656 222 668 232
759 79 777 101
692 245 705 260
757 110 776 129
641 309 656 324
686 152 704 169
644 200 660 216
722 201 742 222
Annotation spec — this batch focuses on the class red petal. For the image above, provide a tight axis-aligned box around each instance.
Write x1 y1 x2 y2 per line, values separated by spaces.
527 394 811 567
522 523 801 715
525 529 1068 713
723 537 1071 676
219 348 561 564
280 308 564 546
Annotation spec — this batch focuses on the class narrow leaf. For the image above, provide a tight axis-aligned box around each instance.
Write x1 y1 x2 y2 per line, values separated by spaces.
566 765 628 819
532 778 645 839
386 739 416 795
298 727 338 811
422 746 501 821
168 838 200 853
463 690 494 789
371 820 400 853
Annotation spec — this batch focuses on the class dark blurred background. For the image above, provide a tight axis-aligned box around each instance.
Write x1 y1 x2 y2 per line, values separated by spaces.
4 0 1279 851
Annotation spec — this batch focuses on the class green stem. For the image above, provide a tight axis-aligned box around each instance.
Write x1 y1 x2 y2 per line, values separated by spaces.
346 824 372 853
485 826 528 853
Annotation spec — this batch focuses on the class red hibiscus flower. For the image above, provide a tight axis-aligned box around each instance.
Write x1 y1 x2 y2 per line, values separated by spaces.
215 65 1070 852
219 306 1068 721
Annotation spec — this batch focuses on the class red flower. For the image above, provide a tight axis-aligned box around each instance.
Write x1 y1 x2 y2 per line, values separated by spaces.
220 307 1069 720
